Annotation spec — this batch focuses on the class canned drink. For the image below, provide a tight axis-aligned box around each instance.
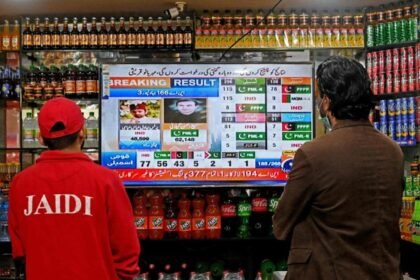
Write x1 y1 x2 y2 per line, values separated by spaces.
388 119 396 140
392 48 400 72
407 97 415 114
395 98 401 116
395 118 402 141
407 46 415 70
385 72 393 94
379 73 385 94
401 114 408 141
401 98 408 115
379 100 387 116
373 121 380 130
379 116 388 135
417 66 420 90
408 70 416 91
393 71 401 93
387 99 395 116
417 43 420 68
408 114 416 142
401 70 408 92
367 52 373 78
400 47 407 72
385 49 393 73
372 51 378 76
372 75 379 95
378 50 385 73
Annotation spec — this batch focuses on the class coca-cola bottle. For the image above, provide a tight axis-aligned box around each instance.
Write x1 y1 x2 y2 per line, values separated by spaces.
192 193 206 239
205 193 221 239
178 193 192 239
250 190 271 237
133 191 149 239
237 190 251 239
164 194 178 239
221 192 238 238
149 193 165 240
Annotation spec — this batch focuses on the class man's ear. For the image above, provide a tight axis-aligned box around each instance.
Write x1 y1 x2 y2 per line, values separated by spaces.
37 134 45 146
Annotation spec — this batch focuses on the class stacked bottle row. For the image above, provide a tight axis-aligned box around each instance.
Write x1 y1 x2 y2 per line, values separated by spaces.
195 9 364 49
22 16 193 50
373 97 419 146
22 110 99 147
367 43 419 95
366 2 418 48
0 66 21 99
0 20 20 51
132 189 281 240
0 162 19 242
23 64 99 101
136 258 287 280
405 156 420 197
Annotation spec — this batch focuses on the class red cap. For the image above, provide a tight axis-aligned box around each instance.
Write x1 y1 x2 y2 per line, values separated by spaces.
135 103 147 111
38 97 85 139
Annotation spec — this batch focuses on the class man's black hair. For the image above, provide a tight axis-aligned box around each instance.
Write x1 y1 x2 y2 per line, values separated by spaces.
42 122 80 150
175 99 198 106
316 56 374 120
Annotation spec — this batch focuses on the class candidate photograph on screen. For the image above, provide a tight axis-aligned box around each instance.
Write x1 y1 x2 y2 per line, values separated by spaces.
164 98 207 124
120 100 161 124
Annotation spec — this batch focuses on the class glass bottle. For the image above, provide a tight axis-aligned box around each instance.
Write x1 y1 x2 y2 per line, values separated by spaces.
321 11 332 48
22 17 33 50
51 17 61 49
79 17 89 49
98 17 108 49
146 17 156 49
2 20 11 50
299 10 309 48
70 17 80 49
118 17 127 49
41 17 52 49
127 17 136 48
331 11 341 48
11 20 20 50
155 17 165 49
136 17 146 49
61 17 71 49
165 19 175 50
174 16 184 49
256 10 267 48
183 16 193 49
89 17 99 49
33 18 42 49
108 17 118 48
366 11 376 47
341 12 352 48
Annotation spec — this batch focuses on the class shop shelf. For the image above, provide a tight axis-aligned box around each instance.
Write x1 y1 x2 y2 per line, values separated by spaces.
22 98 100 107
196 47 365 52
22 48 193 54
367 41 418 52
372 91 419 101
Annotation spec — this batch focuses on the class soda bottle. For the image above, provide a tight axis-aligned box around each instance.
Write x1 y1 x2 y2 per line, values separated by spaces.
137 17 146 49
237 190 251 239
146 17 156 49
64 64 77 98
86 64 98 98
133 191 149 239
22 17 33 50
70 17 80 49
205 193 221 239
108 17 118 48
250 190 271 237
221 192 238 238
192 193 206 239
210 260 225 280
86 112 98 142
98 17 109 49
183 16 193 49
165 20 175 50
79 17 89 49
2 20 11 50
61 17 71 49
118 17 128 49
127 17 137 49
33 18 42 49
51 17 61 49
76 65 87 98
164 194 178 239
155 17 165 49
11 20 20 50
149 193 164 240
89 17 99 49
178 193 192 239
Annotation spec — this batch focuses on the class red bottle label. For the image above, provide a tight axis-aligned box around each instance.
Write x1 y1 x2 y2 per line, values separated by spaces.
165 218 177 232
221 205 237 217
206 215 221 230
192 218 205 231
179 218 192 232
134 216 148 230
252 198 268 212
149 216 164 230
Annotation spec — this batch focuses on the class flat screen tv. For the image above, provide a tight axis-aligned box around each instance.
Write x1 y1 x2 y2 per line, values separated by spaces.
101 63 314 186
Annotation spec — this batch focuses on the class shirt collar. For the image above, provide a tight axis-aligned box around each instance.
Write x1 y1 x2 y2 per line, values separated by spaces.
36 150 93 163
332 119 372 131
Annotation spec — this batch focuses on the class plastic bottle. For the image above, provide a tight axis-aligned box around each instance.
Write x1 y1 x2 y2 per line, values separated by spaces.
133 191 149 239
237 190 251 239
23 112 35 143
149 193 164 240
178 193 192 239
2 20 11 50
210 260 225 280
366 11 376 47
64 64 76 98
192 193 206 239
0 190 9 241
86 112 98 142
250 190 271 237
76 65 87 98
11 20 20 50
164 194 178 239
221 192 238 238
205 193 221 239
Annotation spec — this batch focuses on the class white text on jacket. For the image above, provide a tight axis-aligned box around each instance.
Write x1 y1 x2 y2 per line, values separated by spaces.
24 194 93 216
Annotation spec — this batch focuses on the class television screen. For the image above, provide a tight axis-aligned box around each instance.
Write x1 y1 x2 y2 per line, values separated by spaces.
101 64 314 186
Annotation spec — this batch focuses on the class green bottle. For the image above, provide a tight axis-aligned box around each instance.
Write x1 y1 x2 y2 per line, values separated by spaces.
385 6 394 45
402 4 412 42
366 11 376 47
394 7 404 43
237 190 251 239
375 9 386 46
409 3 418 41
260 259 276 280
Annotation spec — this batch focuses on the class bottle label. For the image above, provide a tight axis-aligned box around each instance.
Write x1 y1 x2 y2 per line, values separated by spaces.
192 218 205 231
23 129 34 141
70 34 79 46
166 34 174 46
183 33 192 45
64 80 76 94
44 86 54 98
89 34 98 47
23 34 33 47
137 34 146 45
2 83 10 95
109 34 117 46
252 198 268 212
86 80 97 93
33 35 42 46
61 34 70 46
164 218 177 232
54 85 64 96
134 216 148 230
175 33 183 45
206 215 221 230
127 34 136 45
156 33 164 46
221 204 237 217
146 34 156 45
269 198 279 212
237 203 251 217
149 216 164 229
42 35 51 46
76 80 86 94
2 37 10 49
52 35 60 46
11 36 19 49
99 34 108 46
86 128 98 140
80 34 89 46
118 34 127 46
178 218 192 232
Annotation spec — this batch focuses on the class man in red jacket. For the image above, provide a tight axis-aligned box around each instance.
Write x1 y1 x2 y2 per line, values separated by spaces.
8 97 140 280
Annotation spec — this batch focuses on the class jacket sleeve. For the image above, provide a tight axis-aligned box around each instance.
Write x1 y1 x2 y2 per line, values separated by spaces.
8 176 25 259
107 174 140 280
273 149 314 240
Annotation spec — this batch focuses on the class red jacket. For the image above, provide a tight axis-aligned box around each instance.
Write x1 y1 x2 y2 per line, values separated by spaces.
8 151 140 280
